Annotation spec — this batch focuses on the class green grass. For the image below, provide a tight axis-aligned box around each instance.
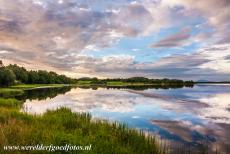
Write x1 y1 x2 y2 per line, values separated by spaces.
10 84 69 89
106 81 124 86
0 84 69 98
0 97 160 154
76 81 92 84
0 98 22 108
75 81 162 87
0 88 24 98
105 82 163 87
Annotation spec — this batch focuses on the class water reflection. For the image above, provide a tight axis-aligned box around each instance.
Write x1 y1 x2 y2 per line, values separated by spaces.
72 84 193 91
17 86 72 101
21 85 230 153
199 93 230 124
22 88 142 114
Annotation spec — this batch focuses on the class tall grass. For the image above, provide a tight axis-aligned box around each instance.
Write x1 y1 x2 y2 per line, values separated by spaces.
0 89 24 98
0 98 22 108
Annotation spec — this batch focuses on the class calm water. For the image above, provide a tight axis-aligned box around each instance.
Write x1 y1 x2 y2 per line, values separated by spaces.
21 85 230 153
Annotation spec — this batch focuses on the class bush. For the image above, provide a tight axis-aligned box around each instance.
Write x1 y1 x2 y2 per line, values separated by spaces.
0 68 16 86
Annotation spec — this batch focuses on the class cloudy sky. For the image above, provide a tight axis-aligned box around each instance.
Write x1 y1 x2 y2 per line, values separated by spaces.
0 0 230 81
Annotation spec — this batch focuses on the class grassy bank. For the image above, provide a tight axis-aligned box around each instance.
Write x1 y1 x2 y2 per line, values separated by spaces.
0 88 24 98
0 84 70 98
0 97 160 154
75 81 192 86
10 84 70 89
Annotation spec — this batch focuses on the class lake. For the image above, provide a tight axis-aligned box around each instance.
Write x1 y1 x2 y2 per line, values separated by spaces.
21 84 230 153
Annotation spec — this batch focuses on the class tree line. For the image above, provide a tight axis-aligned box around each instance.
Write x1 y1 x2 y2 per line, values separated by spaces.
0 60 194 87
0 60 76 86
77 77 194 86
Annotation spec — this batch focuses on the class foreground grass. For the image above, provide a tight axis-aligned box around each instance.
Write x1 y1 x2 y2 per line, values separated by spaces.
0 98 160 154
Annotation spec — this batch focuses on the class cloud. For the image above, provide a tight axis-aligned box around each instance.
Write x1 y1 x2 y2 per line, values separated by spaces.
54 44 230 81
198 44 230 74
217 31 230 44
225 55 230 60
151 119 230 153
0 0 163 71
162 0 230 25
151 28 191 48
23 88 145 114
3 44 230 81
161 0 230 44
0 0 230 80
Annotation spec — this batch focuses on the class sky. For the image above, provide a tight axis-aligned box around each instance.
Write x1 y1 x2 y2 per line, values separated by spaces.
0 0 230 81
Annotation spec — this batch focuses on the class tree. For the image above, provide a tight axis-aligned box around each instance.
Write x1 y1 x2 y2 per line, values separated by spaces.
7 64 28 83
0 60 3 67
28 71 40 84
0 68 16 86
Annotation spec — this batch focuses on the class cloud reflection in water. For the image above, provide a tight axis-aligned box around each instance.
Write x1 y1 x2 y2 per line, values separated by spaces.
22 86 230 153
